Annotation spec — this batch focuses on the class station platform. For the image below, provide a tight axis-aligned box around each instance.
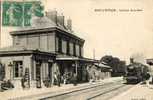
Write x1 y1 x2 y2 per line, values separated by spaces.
110 81 153 100
0 77 122 100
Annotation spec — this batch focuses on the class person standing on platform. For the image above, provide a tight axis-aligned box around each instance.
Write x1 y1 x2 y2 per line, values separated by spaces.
72 73 77 86
57 73 61 87
53 72 61 87
63 72 68 84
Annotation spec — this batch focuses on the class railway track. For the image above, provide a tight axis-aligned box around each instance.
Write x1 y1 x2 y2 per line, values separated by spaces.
41 81 132 100
86 84 126 100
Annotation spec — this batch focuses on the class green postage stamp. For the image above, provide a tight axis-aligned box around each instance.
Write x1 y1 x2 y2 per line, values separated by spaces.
2 1 44 27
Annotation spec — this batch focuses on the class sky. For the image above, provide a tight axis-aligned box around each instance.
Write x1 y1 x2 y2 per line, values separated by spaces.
1 0 153 63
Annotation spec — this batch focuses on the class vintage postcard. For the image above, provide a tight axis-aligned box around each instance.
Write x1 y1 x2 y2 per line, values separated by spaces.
0 0 153 100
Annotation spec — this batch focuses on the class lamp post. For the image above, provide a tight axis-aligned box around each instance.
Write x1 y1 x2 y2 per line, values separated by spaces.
8 62 13 81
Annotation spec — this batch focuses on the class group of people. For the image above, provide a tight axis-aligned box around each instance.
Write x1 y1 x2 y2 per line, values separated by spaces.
53 72 78 86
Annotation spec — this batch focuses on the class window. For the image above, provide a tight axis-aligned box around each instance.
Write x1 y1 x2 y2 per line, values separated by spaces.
13 61 23 78
66 41 70 55
73 43 76 56
58 37 62 53
56 37 59 52
15 36 20 45
76 45 80 56
79 45 82 57
69 42 74 55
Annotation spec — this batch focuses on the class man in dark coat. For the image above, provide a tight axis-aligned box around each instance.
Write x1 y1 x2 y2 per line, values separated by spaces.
72 73 77 86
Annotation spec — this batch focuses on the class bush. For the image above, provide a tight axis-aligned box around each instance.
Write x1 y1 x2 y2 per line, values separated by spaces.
43 77 51 88
1 80 14 90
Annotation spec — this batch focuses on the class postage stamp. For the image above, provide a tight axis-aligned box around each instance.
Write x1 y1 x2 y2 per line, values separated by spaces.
2 1 44 27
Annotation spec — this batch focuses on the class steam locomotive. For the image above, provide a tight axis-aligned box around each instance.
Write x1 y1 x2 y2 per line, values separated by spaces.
125 62 149 84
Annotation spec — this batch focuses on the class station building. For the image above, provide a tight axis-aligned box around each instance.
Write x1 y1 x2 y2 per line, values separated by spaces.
0 10 98 89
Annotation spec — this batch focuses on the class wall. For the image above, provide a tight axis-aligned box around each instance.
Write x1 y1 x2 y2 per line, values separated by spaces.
8 30 85 57
48 33 56 52
0 55 32 80
40 34 47 51
28 34 39 49
12 32 56 52
55 34 84 57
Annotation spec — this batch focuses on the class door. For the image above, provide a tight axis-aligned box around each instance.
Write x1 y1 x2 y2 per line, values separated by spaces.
48 63 52 82
36 61 41 88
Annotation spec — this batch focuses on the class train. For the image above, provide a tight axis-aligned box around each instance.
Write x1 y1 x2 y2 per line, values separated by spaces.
125 62 149 84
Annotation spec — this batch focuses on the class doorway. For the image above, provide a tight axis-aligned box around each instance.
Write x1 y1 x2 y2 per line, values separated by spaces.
48 62 52 82
36 61 41 88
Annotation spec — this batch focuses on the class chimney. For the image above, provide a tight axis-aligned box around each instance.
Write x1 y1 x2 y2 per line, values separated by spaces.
57 15 65 26
130 58 134 64
67 18 72 31
45 10 57 24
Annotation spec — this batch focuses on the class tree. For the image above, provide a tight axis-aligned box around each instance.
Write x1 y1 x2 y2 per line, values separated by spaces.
100 55 126 76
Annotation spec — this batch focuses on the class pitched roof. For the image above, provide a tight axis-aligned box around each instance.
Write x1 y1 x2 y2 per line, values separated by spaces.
94 63 111 68
13 16 69 32
56 54 98 62
10 16 85 42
